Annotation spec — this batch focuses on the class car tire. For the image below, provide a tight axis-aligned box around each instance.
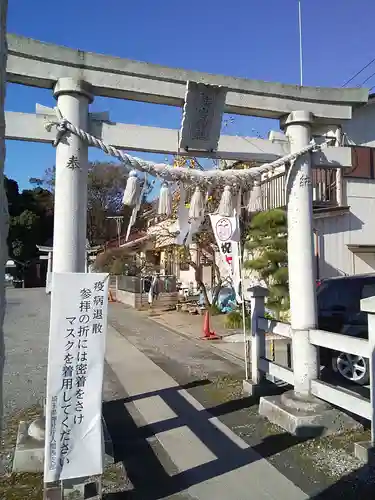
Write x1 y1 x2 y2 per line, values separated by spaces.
331 351 370 386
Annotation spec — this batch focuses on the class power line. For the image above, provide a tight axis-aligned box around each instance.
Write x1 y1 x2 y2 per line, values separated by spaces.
342 56 375 87
358 70 375 87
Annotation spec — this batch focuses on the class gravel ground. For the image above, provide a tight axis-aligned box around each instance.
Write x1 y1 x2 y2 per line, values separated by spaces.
3 288 129 421
3 288 50 421
0 362 131 499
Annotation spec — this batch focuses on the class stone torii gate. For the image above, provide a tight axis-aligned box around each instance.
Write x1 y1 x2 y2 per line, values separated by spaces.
0 27 371 473
37 241 101 294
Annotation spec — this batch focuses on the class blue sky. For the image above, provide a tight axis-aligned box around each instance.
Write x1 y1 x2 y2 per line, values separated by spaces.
5 0 375 189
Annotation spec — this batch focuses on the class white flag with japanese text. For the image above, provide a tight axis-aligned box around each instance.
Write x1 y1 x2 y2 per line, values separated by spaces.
44 272 109 482
209 214 242 301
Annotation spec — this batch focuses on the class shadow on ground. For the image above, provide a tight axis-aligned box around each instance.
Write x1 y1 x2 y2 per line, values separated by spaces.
309 463 375 499
102 380 322 499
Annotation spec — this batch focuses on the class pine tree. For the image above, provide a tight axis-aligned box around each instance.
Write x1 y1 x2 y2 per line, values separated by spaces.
244 209 289 318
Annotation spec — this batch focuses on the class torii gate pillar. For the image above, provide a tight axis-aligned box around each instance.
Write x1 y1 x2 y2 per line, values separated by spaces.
284 110 319 397
12 79 94 473
52 78 93 274
258 111 360 436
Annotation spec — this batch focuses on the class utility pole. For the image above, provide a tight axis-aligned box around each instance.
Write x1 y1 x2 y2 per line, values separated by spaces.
0 0 8 429
106 216 124 247
298 0 304 86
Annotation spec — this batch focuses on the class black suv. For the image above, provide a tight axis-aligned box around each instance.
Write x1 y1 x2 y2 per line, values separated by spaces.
317 273 375 385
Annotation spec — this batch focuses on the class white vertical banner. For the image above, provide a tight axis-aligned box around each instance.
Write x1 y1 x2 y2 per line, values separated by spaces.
209 214 241 301
44 272 109 483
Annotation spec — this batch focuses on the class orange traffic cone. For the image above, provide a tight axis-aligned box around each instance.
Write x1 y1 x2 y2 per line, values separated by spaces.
201 310 220 340
202 310 211 339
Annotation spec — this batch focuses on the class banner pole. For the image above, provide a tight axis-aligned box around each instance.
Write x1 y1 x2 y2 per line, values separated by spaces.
238 236 249 380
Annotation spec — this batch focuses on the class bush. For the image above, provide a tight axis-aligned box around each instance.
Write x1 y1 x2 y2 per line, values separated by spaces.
224 310 251 330
263 311 276 320
209 304 222 316
244 209 289 317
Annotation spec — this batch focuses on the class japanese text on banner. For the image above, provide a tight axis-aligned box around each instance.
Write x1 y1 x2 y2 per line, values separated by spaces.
44 273 109 482
209 214 242 301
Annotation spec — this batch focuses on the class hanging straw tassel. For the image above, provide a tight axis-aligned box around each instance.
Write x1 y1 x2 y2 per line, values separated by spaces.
125 173 148 241
158 182 172 215
189 186 205 219
218 185 234 217
247 176 263 213
122 170 140 206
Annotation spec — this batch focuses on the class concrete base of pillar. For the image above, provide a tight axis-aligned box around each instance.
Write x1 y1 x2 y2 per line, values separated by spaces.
62 477 101 499
242 378 281 397
259 390 363 438
43 483 63 500
13 418 114 473
44 479 101 499
12 421 44 472
354 441 375 465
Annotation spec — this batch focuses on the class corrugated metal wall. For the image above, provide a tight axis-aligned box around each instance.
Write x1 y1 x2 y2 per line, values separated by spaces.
314 214 352 279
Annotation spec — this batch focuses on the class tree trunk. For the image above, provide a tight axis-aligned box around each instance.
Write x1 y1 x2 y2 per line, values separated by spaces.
211 261 222 306
0 0 8 428
188 259 211 307
199 281 211 308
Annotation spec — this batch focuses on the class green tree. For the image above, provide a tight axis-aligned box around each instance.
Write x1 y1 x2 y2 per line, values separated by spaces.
19 187 54 245
9 209 40 261
244 209 289 318
5 177 54 278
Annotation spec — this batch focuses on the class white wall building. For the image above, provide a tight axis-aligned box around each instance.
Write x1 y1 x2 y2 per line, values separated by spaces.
314 166 375 278
313 96 375 279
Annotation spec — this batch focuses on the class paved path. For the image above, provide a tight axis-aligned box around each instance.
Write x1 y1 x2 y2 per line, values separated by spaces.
147 309 291 370
109 305 242 384
105 322 308 499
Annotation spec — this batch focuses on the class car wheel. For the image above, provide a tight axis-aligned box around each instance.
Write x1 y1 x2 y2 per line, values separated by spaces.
332 351 369 386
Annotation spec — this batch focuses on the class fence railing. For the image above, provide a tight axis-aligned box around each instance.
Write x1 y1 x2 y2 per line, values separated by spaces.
261 167 339 211
256 317 294 385
249 287 375 440
261 172 286 211
309 329 371 420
